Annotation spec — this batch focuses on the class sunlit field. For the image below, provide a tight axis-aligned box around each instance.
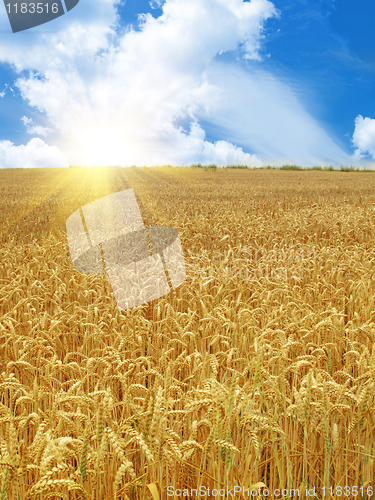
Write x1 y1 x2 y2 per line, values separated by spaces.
2 166 375 499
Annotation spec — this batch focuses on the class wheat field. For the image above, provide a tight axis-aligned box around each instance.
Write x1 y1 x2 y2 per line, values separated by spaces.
1 166 375 499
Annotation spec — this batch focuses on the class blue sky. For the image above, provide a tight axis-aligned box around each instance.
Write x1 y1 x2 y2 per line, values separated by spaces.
0 0 374 167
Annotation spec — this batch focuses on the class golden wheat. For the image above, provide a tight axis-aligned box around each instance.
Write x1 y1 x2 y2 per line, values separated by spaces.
1 167 375 498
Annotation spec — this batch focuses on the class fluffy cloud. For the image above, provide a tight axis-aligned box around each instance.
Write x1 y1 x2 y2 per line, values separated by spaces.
0 138 68 168
12 0 277 166
0 0 353 167
352 115 375 159
0 0 120 72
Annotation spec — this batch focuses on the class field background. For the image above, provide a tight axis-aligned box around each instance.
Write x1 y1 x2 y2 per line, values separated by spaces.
1 167 375 499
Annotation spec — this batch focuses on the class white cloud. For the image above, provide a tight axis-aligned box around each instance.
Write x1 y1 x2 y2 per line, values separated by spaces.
352 115 375 159
0 138 68 168
0 0 354 167
21 116 53 137
21 116 32 126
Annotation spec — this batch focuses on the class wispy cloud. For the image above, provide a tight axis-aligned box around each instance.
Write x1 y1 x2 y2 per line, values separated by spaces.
149 0 165 9
199 61 352 166
0 84 8 98
21 116 53 137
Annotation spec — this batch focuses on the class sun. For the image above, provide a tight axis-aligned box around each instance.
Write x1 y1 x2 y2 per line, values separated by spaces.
75 122 130 166
80 127 123 166
61 112 148 167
